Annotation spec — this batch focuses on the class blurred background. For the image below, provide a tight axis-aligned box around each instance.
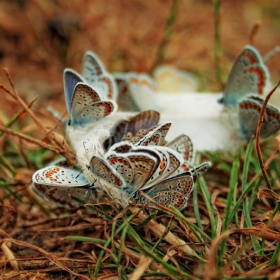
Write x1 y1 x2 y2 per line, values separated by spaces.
0 0 279 116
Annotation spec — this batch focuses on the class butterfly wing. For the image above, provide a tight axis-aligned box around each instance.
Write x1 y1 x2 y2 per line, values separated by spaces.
108 146 161 193
82 51 106 84
126 150 159 192
75 100 116 126
106 153 134 184
64 68 85 114
104 110 160 149
161 147 184 178
141 174 194 210
223 45 270 108
144 146 183 187
136 122 171 146
32 166 89 188
146 147 169 186
238 96 280 140
69 83 109 126
97 74 118 101
89 156 125 189
114 73 139 111
143 190 189 211
32 164 92 209
167 134 195 163
107 141 134 154
128 73 158 111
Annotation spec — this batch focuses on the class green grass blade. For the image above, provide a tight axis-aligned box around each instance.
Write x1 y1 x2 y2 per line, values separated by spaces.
197 176 217 238
66 236 106 245
192 179 203 231
134 210 158 231
152 218 174 251
0 154 16 175
269 241 280 267
127 226 195 279
218 147 242 267
118 223 129 265
170 206 211 243
223 146 242 229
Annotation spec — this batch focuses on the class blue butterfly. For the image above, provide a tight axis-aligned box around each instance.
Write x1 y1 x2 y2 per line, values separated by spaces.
220 45 270 108
238 95 280 140
65 82 116 128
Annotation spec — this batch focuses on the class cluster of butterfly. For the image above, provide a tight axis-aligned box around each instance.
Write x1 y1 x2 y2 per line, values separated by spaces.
31 44 280 210
32 51 212 210
220 45 280 141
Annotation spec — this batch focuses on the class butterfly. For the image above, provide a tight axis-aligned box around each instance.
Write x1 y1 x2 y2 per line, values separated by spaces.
64 51 118 104
87 117 212 210
135 122 171 147
114 72 158 111
135 161 212 211
64 68 86 115
88 154 129 206
32 158 95 209
106 144 183 191
220 45 270 108
238 95 280 140
104 110 160 150
167 134 196 173
114 73 140 112
88 143 176 206
153 65 199 93
65 82 116 129
81 51 118 100
106 118 197 178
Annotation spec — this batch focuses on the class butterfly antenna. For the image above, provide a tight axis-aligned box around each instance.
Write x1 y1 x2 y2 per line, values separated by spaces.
75 167 86 179
47 106 65 123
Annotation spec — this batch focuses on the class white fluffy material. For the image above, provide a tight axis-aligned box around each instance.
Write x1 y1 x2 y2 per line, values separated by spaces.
157 92 244 152
66 111 133 207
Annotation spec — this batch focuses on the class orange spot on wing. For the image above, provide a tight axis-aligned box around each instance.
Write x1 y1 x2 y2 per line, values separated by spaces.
46 167 60 182
244 50 257 64
244 68 265 94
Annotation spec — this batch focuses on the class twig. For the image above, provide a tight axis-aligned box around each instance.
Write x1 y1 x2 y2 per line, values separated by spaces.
263 46 280 64
0 125 61 154
213 0 223 91
151 0 179 70
0 96 38 138
4 237 88 279
1 242 19 270
255 81 280 189
249 22 260 45
0 69 76 162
